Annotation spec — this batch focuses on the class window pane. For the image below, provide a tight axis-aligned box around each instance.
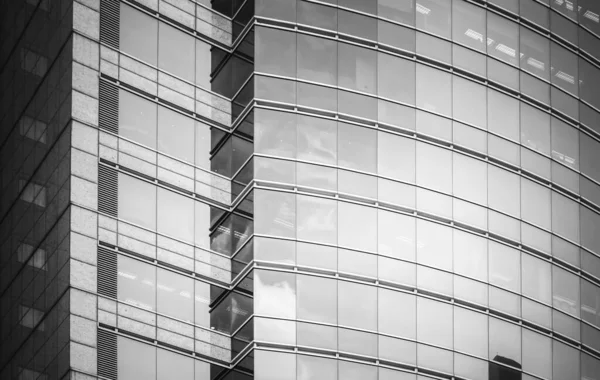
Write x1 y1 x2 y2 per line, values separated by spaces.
338 361 377 380
416 219 452 271
157 268 193 322
580 0 600 35
157 106 194 163
297 1 337 31
120 4 157 65
297 322 337 351
522 329 552 379
416 64 451 116
157 188 194 242
487 12 519 66
521 253 551 303
454 307 487 357
256 27 296 77
520 26 550 80
195 40 211 88
118 255 156 310
378 0 414 25
158 22 194 81
195 281 210 327
297 115 337 165
377 132 415 183
553 340 580 380
521 178 551 230
157 348 193 380
416 142 452 193
553 265 580 317
256 351 296 380
297 275 337 324
338 43 377 94
580 58 600 111
552 191 580 243
119 89 157 149
338 122 376 172
339 281 377 330
255 109 296 158
255 270 296 318
338 9 377 40
255 190 296 238
488 88 519 141
378 210 416 261
297 34 337 85
452 0 486 52
453 230 487 281
297 355 337 380
521 103 550 156
379 288 416 338
340 0 377 14
119 173 157 230
377 53 415 104
453 76 486 128
582 279 600 329
453 153 487 205
489 317 521 367
417 298 452 348
488 166 520 217
489 241 520 293
338 202 377 252
296 195 337 245
118 336 156 380
416 0 451 38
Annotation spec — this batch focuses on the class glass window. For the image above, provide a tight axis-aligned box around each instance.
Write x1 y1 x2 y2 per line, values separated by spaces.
195 281 210 327
489 317 521 367
158 22 194 81
297 34 337 85
553 340 580 380
377 53 415 104
157 268 193 322
453 76 486 128
297 1 337 31
256 318 296 346
157 348 193 380
417 297 452 348
416 0 451 38
338 43 377 94
378 288 416 338
195 121 211 169
157 188 194 242
553 265 580 317
255 190 296 238
522 329 552 379
338 361 377 380
195 40 211 88
453 153 487 205
256 0 296 22
377 132 415 183
378 0 414 25
297 115 337 165
256 27 296 77
488 166 520 217
580 133 600 185
297 355 337 380
338 202 377 252
551 42 578 96
521 253 551 304
118 336 156 380
256 350 296 380
338 122 376 173
580 58 600 111
417 110 452 141
378 20 416 52
118 255 156 310
339 281 377 330
520 26 550 80
338 248 377 278
488 88 519 141
454 307 487 357
416 142 452 193
416 64 451 116
453 230 487 282
552 191 580 243
580 0 600 35
296 195 337 245
489 241 520 293
157 106 194 163
255 270 296 318
119 89 157 149
521 103 551 156
255 109 296 159
582 279 600 328
487 12 519 66
118 173 157 230
338 9 377 41
551 117 578 169
521 178 551 230
416 219 452 271
297 322 338 351
452 0 486 52
489 0 519 13
378 210 416 261
340 0 377 14
120 4 157 65
297 275 337 324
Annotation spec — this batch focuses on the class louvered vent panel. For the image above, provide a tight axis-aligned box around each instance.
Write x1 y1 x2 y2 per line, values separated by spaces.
98 165 118 216
98 246 117 299
98 329 117 380
100 0 120 49
99 80 119 134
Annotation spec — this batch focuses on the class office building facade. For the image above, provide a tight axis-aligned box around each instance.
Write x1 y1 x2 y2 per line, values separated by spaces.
2 0 600 379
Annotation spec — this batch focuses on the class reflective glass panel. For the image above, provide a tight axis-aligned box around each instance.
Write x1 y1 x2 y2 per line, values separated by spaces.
157 188 194 242
452 0 486 51
487 12 519 66
297 195 337 245
453 230 487 281
378 53 415 104
119 89 157 149
118 173 157 230
552 265 580 317
120 4 157 65
256 27 296 77
338 43 377 94
157 348 193 380
157 106 194 163
255 109 296 159
297 275 337 324
489 241 520 293
377 132 415 183
416 64 451 116
339 281 377 330
297 34 337 85
158 22 194 82
378 288 416 338
417 298 452 348
415 0 451 38
297 115 337 165
255 270 296 318
255 190 296 238
117 336 156 380
118 255 156 310
338 122 376 173
416 219 452 271
338 202 377 252
489 317 521 367
416 142 452 193
454 307 488 357
157 268 193 322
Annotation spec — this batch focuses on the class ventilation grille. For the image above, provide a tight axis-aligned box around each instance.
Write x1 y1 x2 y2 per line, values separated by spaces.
98 246 118 299
99 80 119 134
98 165 118 216
100 0 120 49
98 329 117 380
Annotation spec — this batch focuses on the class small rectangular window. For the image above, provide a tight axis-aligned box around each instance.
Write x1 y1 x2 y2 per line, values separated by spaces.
17 243 47 270
19 179 46 207
19 116 47 143
20 48 48 77
19 305 45 330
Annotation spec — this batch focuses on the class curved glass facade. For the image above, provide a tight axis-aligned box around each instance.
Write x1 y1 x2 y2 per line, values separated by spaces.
237 0 600 379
